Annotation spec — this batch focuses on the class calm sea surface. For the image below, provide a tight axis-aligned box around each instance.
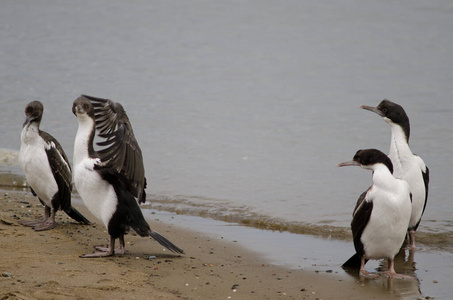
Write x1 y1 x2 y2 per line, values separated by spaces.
1 1 452 298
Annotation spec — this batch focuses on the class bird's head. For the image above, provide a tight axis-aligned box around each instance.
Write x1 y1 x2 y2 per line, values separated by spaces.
360 99 410 141
73 96 95 119
23 101 44 128
360 99 409 126
338 148 393 174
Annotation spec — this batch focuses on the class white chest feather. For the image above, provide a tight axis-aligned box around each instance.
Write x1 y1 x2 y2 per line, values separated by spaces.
73 161 117 228
19 124 57 206
73 116 117 228
388 126 427 228
361 169 411 259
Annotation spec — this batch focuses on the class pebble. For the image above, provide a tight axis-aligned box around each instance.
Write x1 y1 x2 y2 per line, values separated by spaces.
2 272 12 278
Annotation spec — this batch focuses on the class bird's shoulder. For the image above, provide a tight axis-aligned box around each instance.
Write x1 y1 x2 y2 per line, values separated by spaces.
39 130 71 169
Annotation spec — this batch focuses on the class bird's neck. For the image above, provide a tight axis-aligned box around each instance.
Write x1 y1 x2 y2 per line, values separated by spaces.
388 123 413 173
74 116 96 166
21 122 40 145
372 164 398 191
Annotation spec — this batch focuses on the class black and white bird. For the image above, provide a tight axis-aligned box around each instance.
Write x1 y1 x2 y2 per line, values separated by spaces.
339 149 412 279
72 95 183 257
19 101 90 231
361 100 429 249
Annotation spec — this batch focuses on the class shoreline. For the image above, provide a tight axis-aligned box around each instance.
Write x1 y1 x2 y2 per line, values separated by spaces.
0 167 450 254
0 189 404 300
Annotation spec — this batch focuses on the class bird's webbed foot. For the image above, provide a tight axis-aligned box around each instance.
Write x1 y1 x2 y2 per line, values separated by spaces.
359 269 380 279
80 236 125 258
18 220 45 227
95 245 125 255
380 270 416 280
33 219 56 231
80 249 115 258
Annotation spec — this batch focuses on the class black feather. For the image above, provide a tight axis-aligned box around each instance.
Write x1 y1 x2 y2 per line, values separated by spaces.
105 174 183 254
81 95 147 204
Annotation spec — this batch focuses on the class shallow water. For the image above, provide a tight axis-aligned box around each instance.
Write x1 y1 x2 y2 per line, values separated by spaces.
1 1 453 298
154 209 453 300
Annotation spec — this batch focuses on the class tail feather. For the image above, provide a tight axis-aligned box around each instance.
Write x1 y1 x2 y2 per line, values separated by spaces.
149 230 184 254
342 253 362 269
65 207 91 225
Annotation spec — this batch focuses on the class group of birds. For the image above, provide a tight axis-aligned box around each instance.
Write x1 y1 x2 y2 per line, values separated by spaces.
339 100 429 279
19 95 184 257
18 96 428 278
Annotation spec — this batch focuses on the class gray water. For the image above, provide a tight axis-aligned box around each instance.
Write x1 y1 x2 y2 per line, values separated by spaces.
1 1 453 298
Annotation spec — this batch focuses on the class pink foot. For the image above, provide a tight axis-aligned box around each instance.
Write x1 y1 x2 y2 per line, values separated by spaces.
18 220 44 227
33 220 56 231
359 270 379 279
380 271 416 280
80 251 114 258
95 246 125 255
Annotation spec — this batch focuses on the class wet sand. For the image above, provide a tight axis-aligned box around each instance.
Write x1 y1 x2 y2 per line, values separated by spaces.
0 190 406 300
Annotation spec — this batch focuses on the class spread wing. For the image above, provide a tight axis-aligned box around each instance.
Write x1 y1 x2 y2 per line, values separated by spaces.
82 94 147 203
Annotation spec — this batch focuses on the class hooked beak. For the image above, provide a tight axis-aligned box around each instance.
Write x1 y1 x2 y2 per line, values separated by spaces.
360 105 385 117
337 160 361 167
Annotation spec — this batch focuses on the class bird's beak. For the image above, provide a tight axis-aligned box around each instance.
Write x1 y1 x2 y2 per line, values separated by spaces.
338 160 361 167
72 104 85 116
360 105 385 117
23 115 36 127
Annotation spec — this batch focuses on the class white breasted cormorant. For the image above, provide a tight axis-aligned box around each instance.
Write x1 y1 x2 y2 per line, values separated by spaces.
72 95 183 257
19 101 90 231
361 100 429 249
339 149 413 279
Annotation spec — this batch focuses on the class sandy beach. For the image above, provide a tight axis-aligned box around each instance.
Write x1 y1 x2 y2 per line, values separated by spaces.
0 189 403 300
